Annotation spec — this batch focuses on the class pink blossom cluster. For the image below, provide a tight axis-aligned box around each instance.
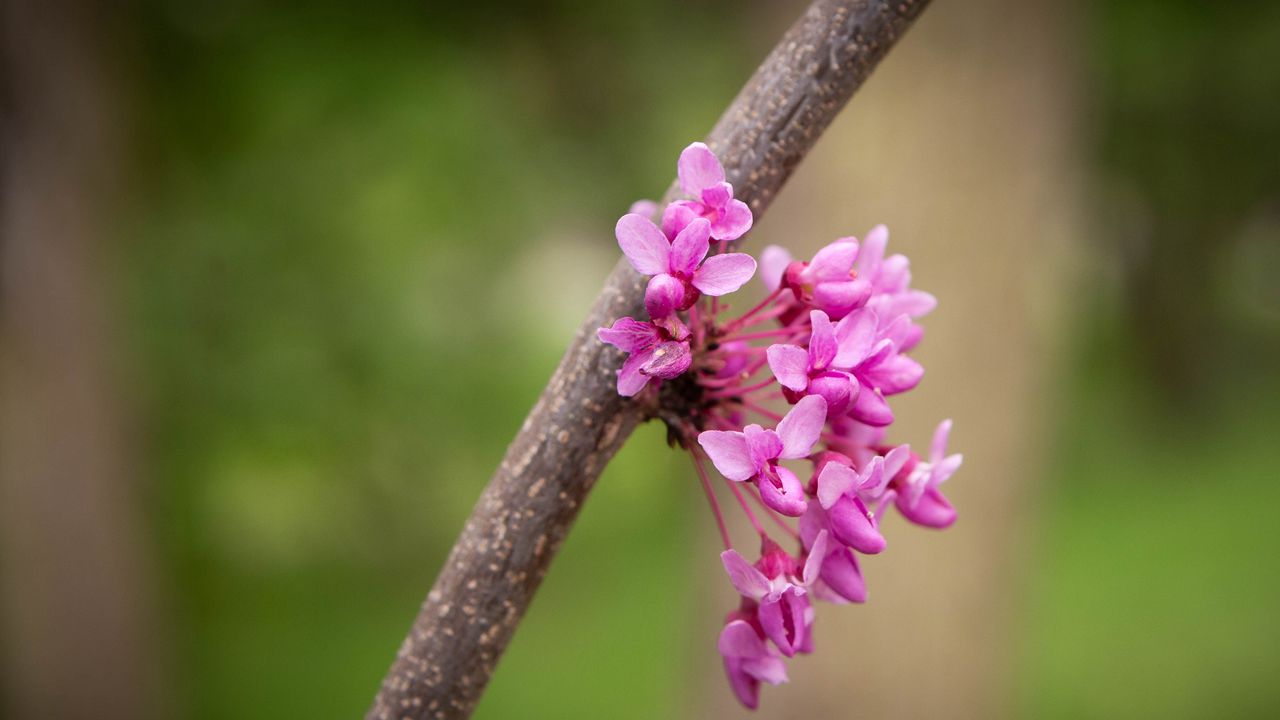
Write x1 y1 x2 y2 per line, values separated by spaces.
598 143 962 709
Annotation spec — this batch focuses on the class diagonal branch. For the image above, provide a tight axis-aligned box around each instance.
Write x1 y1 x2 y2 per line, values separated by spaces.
368 1 931 717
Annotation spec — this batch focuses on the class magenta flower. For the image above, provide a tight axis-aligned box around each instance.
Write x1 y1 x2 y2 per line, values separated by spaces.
856 224 937 332
760 239 872 319
895 419 962 528
799 507 867 604
766 309 861 415
615 214 757 318
814 456 888 554
660 142 753 242
698 395 827 516
718 618 788 710
597 316 692 397
829 307 925 426
720 537 822 658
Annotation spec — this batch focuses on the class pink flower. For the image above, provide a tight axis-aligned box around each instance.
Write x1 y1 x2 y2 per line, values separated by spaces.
718 618 788 710
856 225 937 341
766 309 861 415
615 215 757 318
760 239 872 319
895 420 962 528
661 142 753 242
830 308 925 426
720 535 824 657
597 316 692 396
697 395 827 516
799 507 867 604
813 445 909 554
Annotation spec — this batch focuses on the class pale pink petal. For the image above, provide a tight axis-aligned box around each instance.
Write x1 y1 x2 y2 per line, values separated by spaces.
930 419 953 462
828 496 886 554
757 466 808 517
882 444 911 481
833 308 878 368
678 142 726 196
710 198 753 241
692 253 757 296
803 530 830 587
766 344 810 392
760 245 793 291
724 659 760 711
758 588 807 656
878 313 915 349
807 373 854 415
660 201 700 240
616 347 655 397
820 547 867 603
596 316 659 352
816 462 858 510
877 254 911 292
934 453 963 485
813 279 871 319
701 181 733 209
698 430 757 481
808 310 837 370
741 656 788 685
669 217 711 276
643 274 685 319
803 241 858 283
615 213 671 276
896 485 956 528
743 425 783 468
862 353 924 395
855 224 888 275
627 199 659 217
849 384 894 426
718 619 767 658
640 340 691 379
776 394 827 459
721 550 771 600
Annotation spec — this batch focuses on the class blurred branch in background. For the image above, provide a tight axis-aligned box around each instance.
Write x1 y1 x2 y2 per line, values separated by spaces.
1 0 163 718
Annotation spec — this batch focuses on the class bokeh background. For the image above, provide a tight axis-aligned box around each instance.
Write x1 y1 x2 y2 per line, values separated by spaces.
3 0 1279 718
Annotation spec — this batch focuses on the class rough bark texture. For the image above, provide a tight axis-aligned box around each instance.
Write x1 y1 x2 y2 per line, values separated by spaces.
368 2 931 718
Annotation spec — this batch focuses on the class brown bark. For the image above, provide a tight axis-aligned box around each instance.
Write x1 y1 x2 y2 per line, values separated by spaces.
368 2 931 718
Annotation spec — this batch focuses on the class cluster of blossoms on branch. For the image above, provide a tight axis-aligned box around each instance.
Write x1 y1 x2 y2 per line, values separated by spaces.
598 143 962 710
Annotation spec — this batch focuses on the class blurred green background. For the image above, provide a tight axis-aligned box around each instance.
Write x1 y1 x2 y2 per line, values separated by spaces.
2 0 1278 718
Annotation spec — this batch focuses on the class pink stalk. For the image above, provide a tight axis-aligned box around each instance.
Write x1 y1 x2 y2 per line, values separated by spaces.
692 450 733 551
726 478 768 538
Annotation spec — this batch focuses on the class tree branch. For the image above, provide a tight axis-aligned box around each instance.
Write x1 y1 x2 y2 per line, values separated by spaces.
368 2 931 717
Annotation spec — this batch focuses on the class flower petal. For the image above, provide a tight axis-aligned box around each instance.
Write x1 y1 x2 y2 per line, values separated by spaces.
718 619 766 659
640 340 691 379
848 383 894 426
721 550 771 600
627 199 659 217
615 213 671 276
698 430 757 481
692 253 757 296
760 245 792 291
701 181 733 210
813 279 871 319
804 241 858 283
743 425 783 469
596 316 658 352
803 529 829 587
828 495 886 554
808 310 837 370
815 462 856 509
776 394 827 459
766 344 810 392
896 485 957 528
757 465 808 517
710 198 753 241
660 201 700 240
669 217 711 276
862 353 924 395
678 142 726 196
833 308 879 368
855 224 888 276
643 274 685 319
930 419 953 462
820 546 867 603
616 347 654 397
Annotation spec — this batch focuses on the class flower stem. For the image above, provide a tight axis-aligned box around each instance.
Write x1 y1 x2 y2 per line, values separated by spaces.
726 478 768 538
691 450 733 551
